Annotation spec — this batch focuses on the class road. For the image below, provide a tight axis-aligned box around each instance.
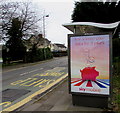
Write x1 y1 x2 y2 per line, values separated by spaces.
1 56 68 111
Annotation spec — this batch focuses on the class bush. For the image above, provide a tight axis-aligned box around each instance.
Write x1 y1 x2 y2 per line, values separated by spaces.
2 44 53 64
52 51 68 57
25 47 53 63
45 47 53 59
113 38 120 58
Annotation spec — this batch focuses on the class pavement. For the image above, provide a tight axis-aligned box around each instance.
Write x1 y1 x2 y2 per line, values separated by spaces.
15 78 104 112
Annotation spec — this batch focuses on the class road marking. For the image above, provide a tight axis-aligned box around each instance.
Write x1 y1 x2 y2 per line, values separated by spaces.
21 79 43 87
46 79 55 85
46 67 66 73
1 74 68 112
20 69 41 76
10 78 34 86
20 78 38 86
33 79 49 87
33 72 65 77
10 71 65 87
10 78 55 87
0 101 11 107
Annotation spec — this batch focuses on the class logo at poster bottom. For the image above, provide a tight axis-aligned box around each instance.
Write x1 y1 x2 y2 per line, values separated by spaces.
71 79 109 95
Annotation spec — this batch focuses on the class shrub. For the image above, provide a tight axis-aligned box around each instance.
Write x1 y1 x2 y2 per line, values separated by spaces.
52 51 68 57
25 47 53 63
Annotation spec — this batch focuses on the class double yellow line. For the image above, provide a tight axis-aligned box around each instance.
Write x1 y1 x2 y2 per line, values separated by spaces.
1 74 68 112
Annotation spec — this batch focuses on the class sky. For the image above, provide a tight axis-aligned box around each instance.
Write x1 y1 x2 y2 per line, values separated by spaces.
32 1 75 46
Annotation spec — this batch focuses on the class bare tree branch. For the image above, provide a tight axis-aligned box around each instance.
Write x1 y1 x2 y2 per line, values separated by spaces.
0 1 43 42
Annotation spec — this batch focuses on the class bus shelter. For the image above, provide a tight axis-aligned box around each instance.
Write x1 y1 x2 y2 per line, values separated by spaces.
63 21 119 108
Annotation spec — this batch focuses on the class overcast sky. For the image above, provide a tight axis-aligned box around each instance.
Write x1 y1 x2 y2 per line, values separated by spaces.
31 0 75 46
33 1 74 46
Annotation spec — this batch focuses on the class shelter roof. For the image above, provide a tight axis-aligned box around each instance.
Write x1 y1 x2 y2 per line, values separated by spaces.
63 21 120 32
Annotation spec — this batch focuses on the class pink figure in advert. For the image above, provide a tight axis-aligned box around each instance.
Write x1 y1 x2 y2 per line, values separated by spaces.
80 67 99 81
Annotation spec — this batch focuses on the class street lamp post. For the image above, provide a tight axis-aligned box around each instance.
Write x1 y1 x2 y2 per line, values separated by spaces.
43 10 49 38
42 11 49 59
43 15 45 39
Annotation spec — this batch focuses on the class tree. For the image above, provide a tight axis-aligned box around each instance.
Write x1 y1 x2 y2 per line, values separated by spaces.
6 18 26 61
72 1 120 23
0 2 19 41
0 1 43 42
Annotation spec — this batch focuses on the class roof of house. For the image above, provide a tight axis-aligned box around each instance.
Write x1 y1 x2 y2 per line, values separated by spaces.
25 34 51 46
54 43 67 48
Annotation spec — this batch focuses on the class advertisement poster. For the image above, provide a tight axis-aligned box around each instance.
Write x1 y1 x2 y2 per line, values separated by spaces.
70 34 110 95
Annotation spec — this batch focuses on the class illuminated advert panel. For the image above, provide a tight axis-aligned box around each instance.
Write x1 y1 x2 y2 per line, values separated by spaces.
69 34 111 95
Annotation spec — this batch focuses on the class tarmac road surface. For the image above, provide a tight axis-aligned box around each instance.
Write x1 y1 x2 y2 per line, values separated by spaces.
1 56 68 112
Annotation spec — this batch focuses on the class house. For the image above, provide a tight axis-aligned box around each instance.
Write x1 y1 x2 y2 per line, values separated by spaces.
25 34 51 51
51 43 67 52
24 34 67 52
